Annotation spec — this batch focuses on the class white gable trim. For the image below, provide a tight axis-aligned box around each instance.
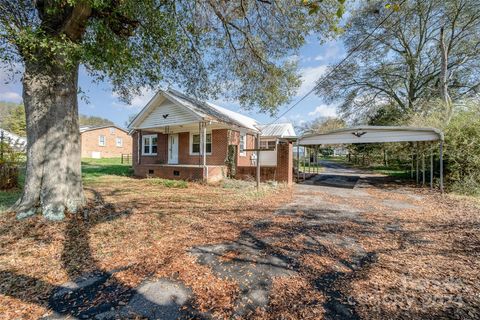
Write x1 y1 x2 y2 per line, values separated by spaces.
128 92 204 129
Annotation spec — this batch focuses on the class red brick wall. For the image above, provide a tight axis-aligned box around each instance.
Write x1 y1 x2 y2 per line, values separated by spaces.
133 129 230 166
81 127 132 158
134 165 204 180
132 131 166 165
133 164 226 182
276 141 293 185
230 131 257 166
235 141 293 185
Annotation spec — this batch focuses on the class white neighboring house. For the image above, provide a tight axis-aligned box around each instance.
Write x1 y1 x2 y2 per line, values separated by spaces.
0 128 27 152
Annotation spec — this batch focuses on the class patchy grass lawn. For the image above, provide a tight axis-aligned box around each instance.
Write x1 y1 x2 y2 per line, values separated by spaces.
0 160 479 319
0 158 133 212
81 157 133 183
0 169 24 212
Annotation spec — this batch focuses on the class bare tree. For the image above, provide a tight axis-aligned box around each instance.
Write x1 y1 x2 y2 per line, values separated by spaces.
316 0 480 123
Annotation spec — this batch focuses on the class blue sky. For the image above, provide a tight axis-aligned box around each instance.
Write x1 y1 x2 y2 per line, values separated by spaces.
0 36 345 128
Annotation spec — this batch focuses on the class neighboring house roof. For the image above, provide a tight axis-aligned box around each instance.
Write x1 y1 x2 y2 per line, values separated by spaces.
257 123 296 138
79 125 128 134
0 128 27 152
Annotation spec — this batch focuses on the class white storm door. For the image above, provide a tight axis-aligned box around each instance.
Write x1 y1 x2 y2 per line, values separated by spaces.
168 134 179 164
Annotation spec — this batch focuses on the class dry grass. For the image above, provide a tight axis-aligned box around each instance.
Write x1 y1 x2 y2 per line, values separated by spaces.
0 176 291 319
0 175 479 319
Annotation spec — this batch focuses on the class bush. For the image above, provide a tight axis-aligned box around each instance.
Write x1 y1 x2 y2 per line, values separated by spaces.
0 142 21 190
146 178 188 188
444 102 480 195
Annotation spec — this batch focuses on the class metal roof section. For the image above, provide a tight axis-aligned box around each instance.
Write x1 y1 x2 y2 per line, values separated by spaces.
299 126 444 145
79 125 128 134
257 123 297 138
164 89 259 131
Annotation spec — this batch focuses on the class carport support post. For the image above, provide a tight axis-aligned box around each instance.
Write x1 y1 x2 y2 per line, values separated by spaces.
296 141 300 182
430 146 434 190
422 144 425 186
416 142 419 185
440 140 444 193
303 146 306 180
410 144 414 179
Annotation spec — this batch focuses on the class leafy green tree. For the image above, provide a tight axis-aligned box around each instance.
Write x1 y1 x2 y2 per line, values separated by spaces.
316 0 480 124
79 115 114 127
0 101 20 126
299 116 346 134
3 105 27 136
0 0 344 220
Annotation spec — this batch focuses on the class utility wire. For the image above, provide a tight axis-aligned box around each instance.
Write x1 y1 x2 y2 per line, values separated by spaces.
262 0 406 128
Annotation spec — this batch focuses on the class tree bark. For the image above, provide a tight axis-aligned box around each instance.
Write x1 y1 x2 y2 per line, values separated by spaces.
439 26 453 123
15 59 85 220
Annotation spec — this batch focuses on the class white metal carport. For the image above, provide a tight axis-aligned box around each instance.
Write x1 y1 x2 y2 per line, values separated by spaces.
297 126 445 192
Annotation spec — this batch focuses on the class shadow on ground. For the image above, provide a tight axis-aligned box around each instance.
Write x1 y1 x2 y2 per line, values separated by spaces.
0 189 200 320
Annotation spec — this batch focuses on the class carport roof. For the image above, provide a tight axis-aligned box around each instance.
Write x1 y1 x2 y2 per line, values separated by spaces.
298 126 444 145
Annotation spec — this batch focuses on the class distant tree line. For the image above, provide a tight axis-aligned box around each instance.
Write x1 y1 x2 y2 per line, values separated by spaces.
0 101 114 137
300 0 480 196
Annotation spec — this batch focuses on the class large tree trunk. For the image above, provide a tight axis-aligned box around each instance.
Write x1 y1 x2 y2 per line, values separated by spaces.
15 59 85 220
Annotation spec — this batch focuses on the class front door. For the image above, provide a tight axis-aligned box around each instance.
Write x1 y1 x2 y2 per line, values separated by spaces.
168 134 179 164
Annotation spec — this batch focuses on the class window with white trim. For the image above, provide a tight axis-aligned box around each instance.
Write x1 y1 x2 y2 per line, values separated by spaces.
260 140 276 150
191 133 212 154
142 134 157 155
239 132 247 156
116 137 123 147
98 135 106 146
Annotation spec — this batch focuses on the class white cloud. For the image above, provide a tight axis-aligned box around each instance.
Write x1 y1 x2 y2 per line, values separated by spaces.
297 65 328 96
310 42 344 63
307 104 337 118
0 91 22 103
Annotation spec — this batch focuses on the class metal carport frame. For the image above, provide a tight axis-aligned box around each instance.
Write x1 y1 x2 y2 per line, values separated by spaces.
297 126 445 192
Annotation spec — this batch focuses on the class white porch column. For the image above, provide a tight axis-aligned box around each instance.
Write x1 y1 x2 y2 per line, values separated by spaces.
201 122 207 180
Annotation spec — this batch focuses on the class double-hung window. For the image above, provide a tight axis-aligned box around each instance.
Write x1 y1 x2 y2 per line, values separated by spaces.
142 134 157 155
98 135 106 146
116 137 123 147
191 133 211 154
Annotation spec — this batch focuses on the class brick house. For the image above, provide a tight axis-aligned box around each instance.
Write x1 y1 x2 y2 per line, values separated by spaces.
80 125 132 158
128 89 297 184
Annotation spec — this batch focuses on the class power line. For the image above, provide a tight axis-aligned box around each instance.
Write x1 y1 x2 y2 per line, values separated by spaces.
263 0 406 128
